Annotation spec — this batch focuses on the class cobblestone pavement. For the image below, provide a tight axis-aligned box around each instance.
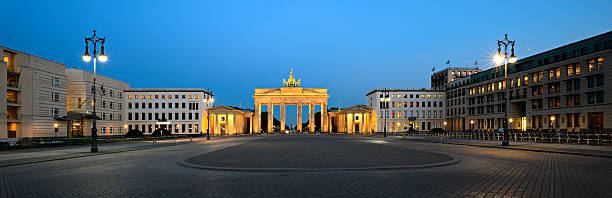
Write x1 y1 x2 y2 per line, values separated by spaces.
397 136 612 157
1 135 612 197
186 136 453 169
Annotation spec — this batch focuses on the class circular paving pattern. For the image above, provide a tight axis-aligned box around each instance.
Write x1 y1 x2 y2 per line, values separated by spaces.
181 136 458 171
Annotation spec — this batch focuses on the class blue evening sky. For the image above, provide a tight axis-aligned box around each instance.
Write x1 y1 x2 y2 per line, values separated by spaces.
1 0 610 122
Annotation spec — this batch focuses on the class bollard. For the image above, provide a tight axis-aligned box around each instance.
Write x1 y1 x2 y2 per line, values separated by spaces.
153 139 156 147
190 136 193 143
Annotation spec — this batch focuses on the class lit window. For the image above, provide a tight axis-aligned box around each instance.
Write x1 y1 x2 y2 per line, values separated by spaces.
427 94 431 98
141 95 145 99
189 95 193 99
421 94 425 98
162 95 165 99
129 95 133 99
195 95 199 99
148 95 152 99
169 95 173 99
597 57 604 71
439 94 443 98
155 95 159 99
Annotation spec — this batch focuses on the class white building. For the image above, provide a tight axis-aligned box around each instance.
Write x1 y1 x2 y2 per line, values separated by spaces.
1 46 68 140
65 68 130 137
366 89 445 131
125 89 213 135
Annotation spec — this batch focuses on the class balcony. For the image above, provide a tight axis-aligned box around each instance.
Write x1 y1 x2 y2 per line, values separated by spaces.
7 114 21 121
7 80 19 90
7 95 20 106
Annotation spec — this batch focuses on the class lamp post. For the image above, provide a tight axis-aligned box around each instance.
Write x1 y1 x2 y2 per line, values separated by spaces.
379 91 390 137
550 116 555 129
206 97 214 140
82 30 107 153
494 33 517 146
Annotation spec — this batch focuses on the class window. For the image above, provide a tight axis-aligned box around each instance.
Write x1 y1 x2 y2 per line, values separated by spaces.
102 113 106 120
102 101 107 108
588 93 595 104
596 75 604 86
567 64 574 76
129 95 133 99
596 91 604 103
155 103 159 109
128 113 133 120
52 92 60 101
128 102 132 109
597 58 604 71
52 108 59 117
588 76 595 88
52 77 60 87
574 95 581 106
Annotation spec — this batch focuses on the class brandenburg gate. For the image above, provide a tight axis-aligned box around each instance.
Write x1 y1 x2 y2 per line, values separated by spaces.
253 69 330 133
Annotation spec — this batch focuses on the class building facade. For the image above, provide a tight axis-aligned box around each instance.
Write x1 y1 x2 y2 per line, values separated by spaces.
208 105 253 135
366 89 445 132
431 67 481 91
444 31 612 132
1 46 68 140
65 68 130 137
328 105 376 133
125 89 213 135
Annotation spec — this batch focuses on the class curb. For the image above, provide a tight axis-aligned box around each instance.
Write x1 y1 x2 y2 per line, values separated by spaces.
401 138 612 159
177 159 462 172
0 139 215 167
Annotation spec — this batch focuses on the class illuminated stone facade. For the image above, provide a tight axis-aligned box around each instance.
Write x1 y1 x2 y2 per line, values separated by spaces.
207 105 253 135
328 105 376 133
252 69 330 133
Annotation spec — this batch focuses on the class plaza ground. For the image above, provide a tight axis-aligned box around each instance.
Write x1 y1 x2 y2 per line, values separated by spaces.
1 135 612 197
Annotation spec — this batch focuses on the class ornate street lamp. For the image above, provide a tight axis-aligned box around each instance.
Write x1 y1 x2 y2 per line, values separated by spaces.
494 33 517 146
82 30 107 153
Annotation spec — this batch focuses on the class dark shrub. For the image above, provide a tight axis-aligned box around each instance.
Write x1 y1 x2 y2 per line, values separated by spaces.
125 129 144 138
151 128 172 137
430 128 446 133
